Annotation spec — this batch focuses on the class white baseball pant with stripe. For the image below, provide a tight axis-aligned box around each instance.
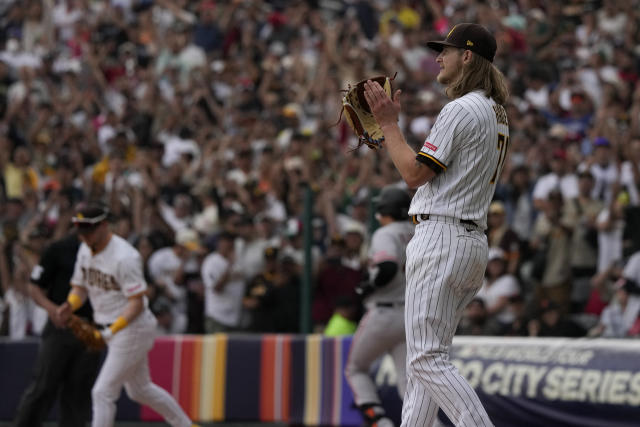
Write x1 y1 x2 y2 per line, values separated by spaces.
345 304 406 406
401 217 493 427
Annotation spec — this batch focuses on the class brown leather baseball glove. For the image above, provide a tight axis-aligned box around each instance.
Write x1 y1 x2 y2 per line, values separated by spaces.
67 314 106 352
341 75 394 150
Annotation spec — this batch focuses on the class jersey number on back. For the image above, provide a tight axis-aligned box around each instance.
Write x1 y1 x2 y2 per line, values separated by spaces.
490 133 509 184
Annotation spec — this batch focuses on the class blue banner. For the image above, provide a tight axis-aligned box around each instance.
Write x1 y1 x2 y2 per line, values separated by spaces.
448 337 640 427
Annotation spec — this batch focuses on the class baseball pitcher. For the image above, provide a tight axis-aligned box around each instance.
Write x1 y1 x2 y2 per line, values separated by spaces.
364 23 509 427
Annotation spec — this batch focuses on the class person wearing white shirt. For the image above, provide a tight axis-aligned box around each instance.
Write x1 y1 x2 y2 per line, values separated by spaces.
147 229 203 333
619 139 640 205
622 251 640 283
589 280 640 338
532 148 579 210
201 232 246 332
585 137 618 203
476 248 520 326
596 191 628 273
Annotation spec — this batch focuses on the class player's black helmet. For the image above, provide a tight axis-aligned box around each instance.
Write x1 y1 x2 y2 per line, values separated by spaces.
374 186 412 221
72 202 110 225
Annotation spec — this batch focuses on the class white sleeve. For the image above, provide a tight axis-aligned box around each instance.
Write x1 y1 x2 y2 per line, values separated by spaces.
596 209 609 225
202 255 227 289
499 276 520 296
416 102 475 172
148 251 183 300
532 175 552 200
620 162 639 206
147 250 164 282
623 253 640 282
369 230 400 264
159 202 181 232
118 252 147 297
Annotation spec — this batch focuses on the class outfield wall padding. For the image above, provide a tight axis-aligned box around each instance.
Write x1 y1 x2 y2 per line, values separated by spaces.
1 335 639 426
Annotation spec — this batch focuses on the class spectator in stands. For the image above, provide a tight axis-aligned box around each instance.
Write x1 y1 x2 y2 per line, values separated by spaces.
596 188 628 273
486 201 521 275
312 236 364 332
583 137 618 203
456 298 490 336
1 0 640 342
529 190 573 313
532 148 579 211
502 164 535 245
243 246 280 333
588 279 640 338
476 248 521 332
620 138 640 205
564 171 603 312
584 261 621 319
341 221 367 272
324 294 359 337
589 250 640 337
147 228 203 333
270 255 301 333
201 232 246 333
528 300 586 338
1 232 47 338
500 295 530 336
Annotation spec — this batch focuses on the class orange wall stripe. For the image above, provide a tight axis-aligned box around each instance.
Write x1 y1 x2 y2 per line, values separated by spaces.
260 335 276 421
212 334 227 421
191 336 203 417
178 337 195 417
280 335 292 422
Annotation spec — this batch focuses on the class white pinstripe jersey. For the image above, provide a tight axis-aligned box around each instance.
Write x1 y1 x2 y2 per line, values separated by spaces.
408 90 509 230
70 234 149 324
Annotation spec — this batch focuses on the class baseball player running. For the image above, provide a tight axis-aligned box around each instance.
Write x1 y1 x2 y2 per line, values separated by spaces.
364 23 509 427
58 203 197 427
345 186 414 427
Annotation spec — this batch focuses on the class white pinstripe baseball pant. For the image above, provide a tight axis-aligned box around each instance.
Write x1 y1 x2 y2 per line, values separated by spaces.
401 217 493 427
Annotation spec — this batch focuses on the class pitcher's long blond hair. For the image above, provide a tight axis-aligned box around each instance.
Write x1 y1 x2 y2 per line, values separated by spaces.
446 51 509 105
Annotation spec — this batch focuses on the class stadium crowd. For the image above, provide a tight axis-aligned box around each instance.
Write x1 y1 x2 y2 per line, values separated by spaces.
0 0 640 340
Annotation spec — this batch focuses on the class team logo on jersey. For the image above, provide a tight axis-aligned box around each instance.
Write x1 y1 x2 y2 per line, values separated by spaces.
82 267 121 291
423 141 438 151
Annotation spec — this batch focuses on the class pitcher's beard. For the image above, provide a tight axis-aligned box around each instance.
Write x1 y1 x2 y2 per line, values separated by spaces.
437 72 453 85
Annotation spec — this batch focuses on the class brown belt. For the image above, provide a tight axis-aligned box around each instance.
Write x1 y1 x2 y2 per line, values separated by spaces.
411 214 478 228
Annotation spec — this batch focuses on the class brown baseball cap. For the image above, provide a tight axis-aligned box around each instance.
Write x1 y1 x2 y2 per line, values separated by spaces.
427 23 497 63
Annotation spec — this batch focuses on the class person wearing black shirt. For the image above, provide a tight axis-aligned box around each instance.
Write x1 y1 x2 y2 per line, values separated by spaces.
14 232 101 427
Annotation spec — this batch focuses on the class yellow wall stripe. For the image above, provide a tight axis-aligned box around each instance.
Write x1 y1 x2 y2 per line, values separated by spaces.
417 152 447 170
304 335 322 425
199 335 216 420
213 334 228 420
